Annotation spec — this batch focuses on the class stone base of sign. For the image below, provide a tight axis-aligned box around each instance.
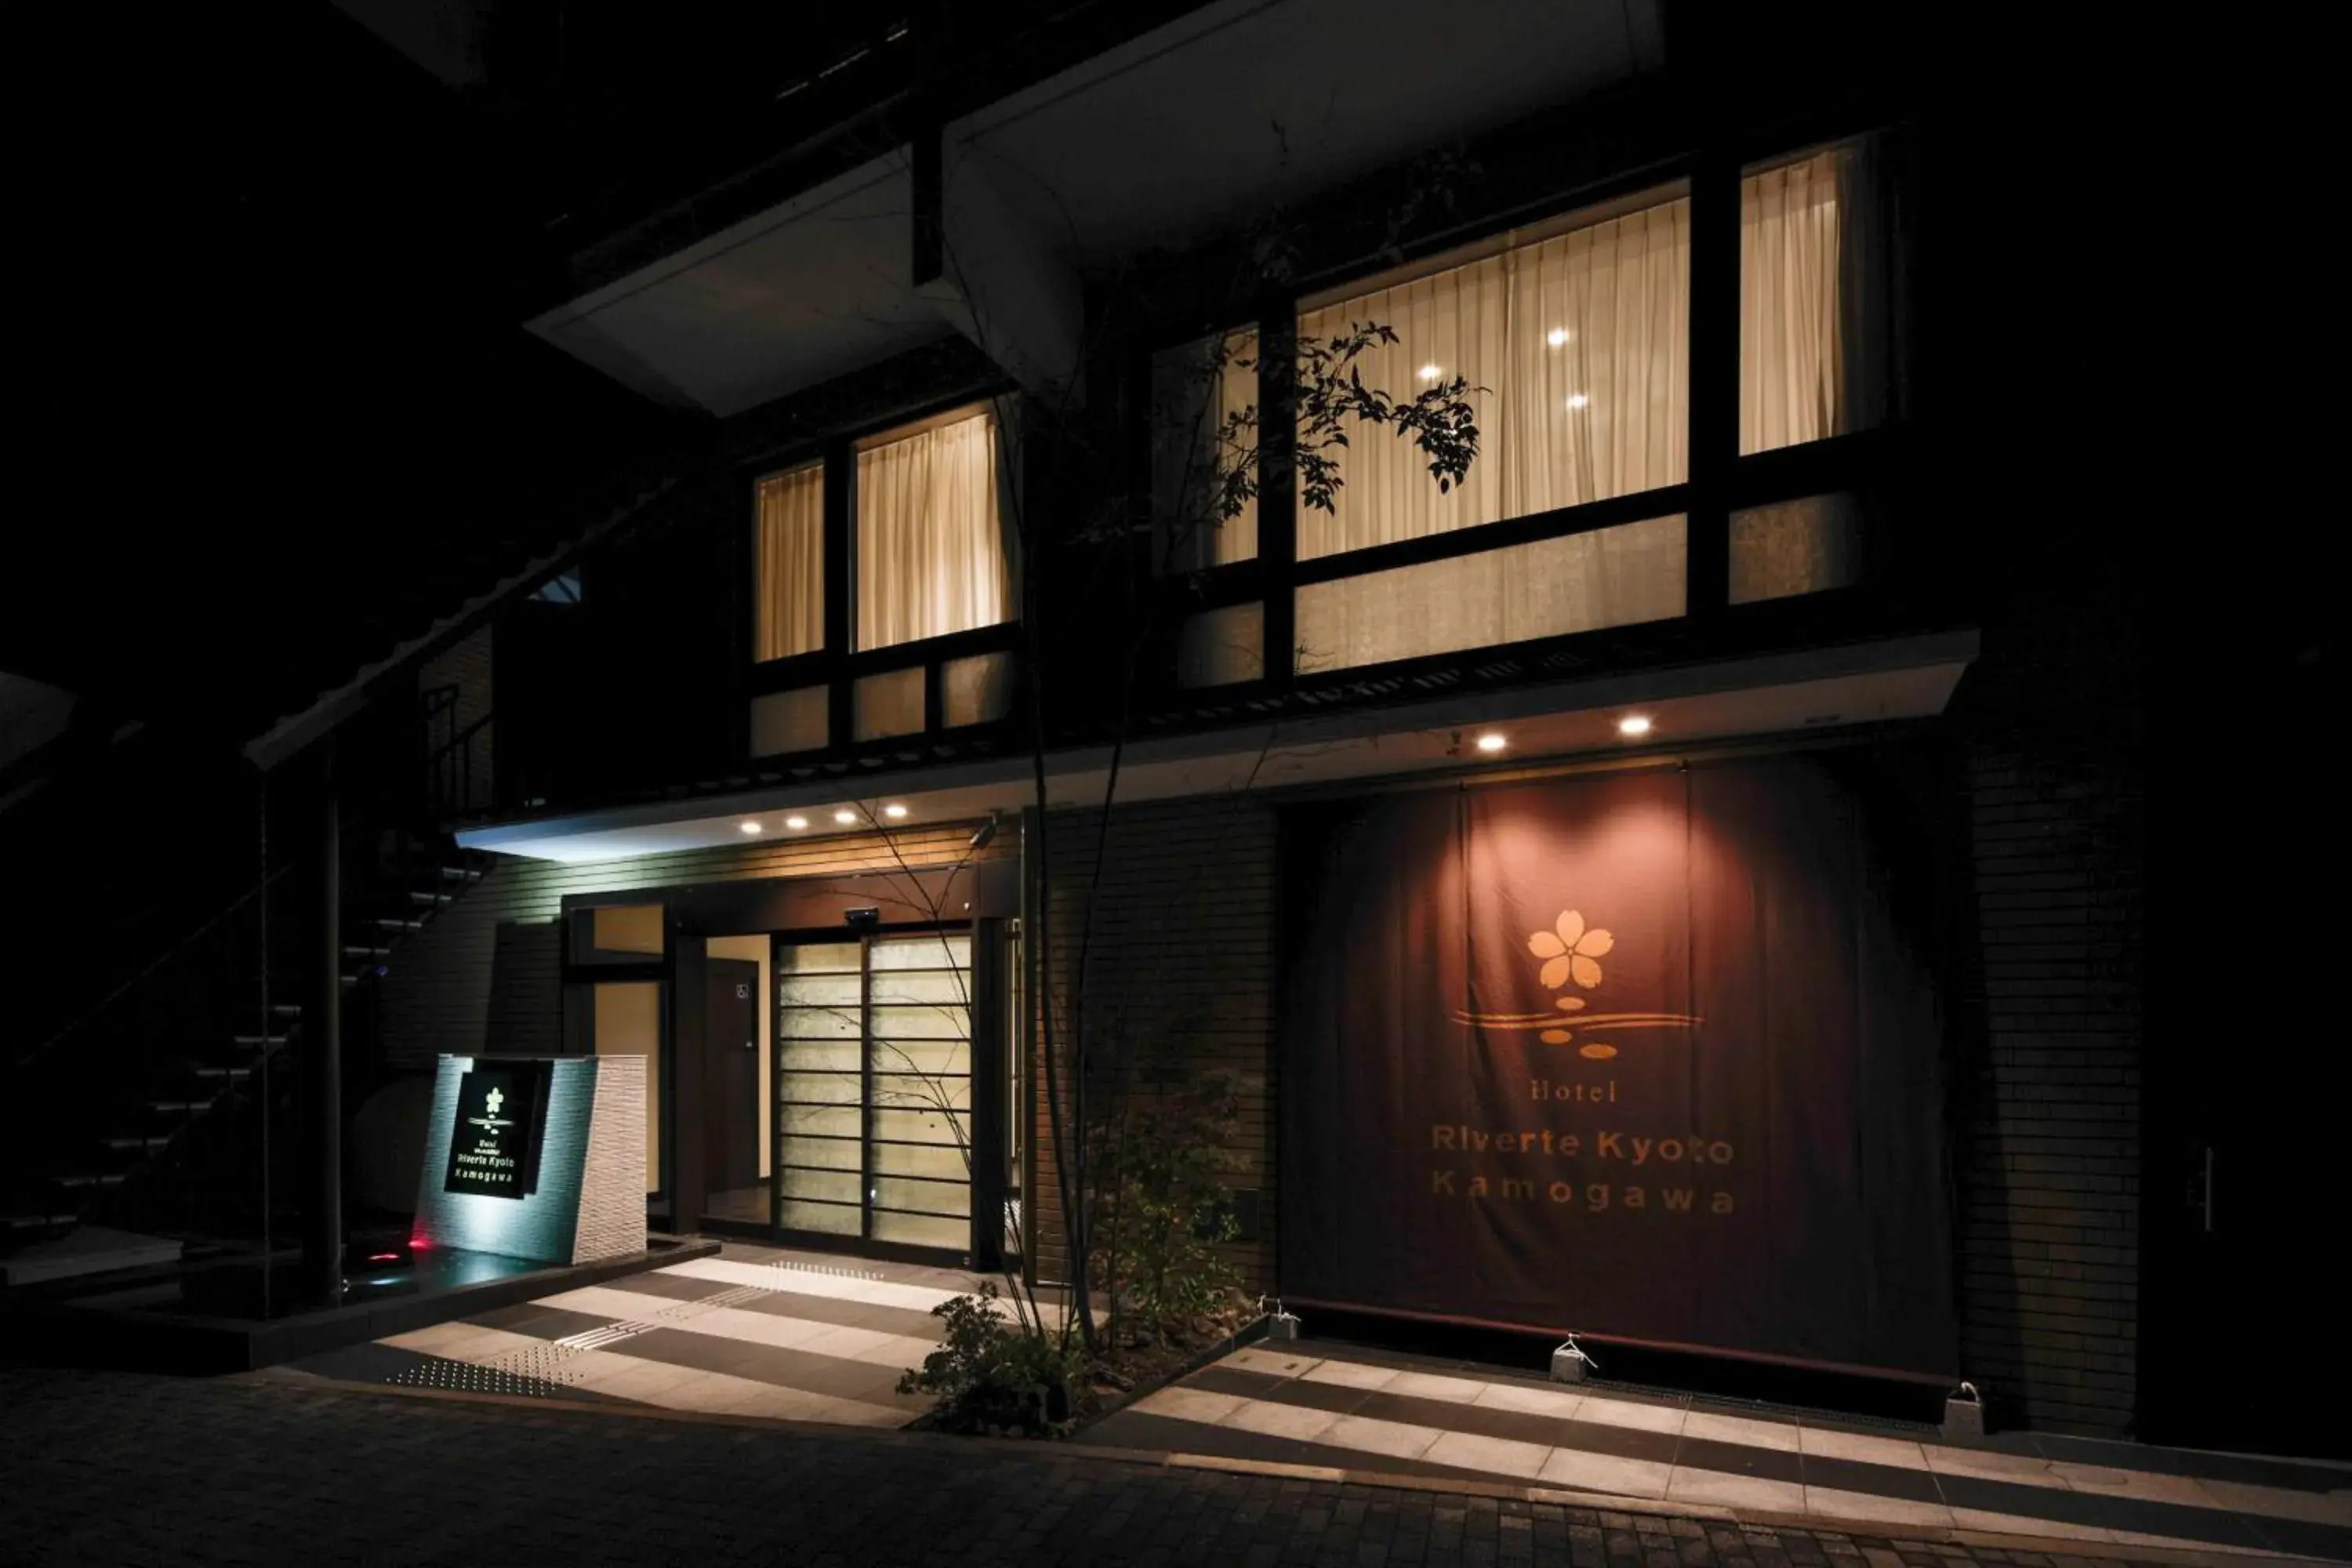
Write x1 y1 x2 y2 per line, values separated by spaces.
412 1054 645 1265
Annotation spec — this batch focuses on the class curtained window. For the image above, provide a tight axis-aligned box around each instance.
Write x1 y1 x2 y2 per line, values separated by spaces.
1740 136 1904 454
753 463 825 662
855 407 1011 651
1151 329 1259 572
1295 191 1690 561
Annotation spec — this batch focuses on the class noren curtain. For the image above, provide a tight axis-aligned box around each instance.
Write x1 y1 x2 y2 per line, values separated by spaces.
1740 139 1901 453
855 408 1011 651
753 463 825 662
1296 196 1690 561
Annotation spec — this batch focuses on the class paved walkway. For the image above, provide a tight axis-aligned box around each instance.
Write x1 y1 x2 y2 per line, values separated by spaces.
1085 1340 2352 1563
0 1362 2260 1567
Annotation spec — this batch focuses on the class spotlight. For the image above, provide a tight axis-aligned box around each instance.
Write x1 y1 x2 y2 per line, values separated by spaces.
883 803 908 820
1417 363 1441 381
1547 328 1570 347
785 815 808 830
739 820 764 834
1475 732 1508 753
1618 715 1653 737
1565 393 1589 411
833 808 858 825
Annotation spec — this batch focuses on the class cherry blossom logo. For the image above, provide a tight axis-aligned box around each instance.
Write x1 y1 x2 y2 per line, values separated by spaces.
1454 904 1699 1061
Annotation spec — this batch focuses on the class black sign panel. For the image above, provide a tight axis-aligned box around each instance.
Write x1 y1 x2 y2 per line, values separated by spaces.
442 1062 550 1200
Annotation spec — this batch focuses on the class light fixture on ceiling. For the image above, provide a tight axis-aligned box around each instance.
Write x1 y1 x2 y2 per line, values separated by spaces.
1547 328 1570 347
1564 393 1589 411
784 815 809 830
1417 362 1441 381
883 803 908 820
833 808 858 826
1617 714 1653 737
739 820 763 834
1475 731 1508 753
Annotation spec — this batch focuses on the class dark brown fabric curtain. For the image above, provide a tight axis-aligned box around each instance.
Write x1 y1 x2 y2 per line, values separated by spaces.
1278 753 1958 1377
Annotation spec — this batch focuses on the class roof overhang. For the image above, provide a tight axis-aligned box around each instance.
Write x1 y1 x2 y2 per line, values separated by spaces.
460 630 1978 863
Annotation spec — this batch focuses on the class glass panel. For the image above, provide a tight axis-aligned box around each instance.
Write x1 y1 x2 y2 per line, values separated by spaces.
874 1108 968 1147
868 1004 968 1040
777 1104 861 1139
781 1136 862 1171
780 1040 862 1073
873 1073 971 1112
777 1071 862 1106
1729 493 1862 604
777 1005 861 1040
779 942 862 973
853 666 925 742
754 464 825 660
1295 515 1686 675
870 933 970 969
778 971 860 1006
749 684 828 757
1298 191 1687 561
855 408 1010 650
782 1199 862 1236
1741 136 1903 454
779 1167 861 1203
868 970 970 1005
864 1039 966 1075
1152 329 1259 571
873 1210 968 1249
874 1175 969 1217
1178 602 1264 688
873 1142 970 1180
942 651 1014 728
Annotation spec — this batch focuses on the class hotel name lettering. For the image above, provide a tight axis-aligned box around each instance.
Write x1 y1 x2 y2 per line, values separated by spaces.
1425 1077 1737 1216
442 1065 545 1201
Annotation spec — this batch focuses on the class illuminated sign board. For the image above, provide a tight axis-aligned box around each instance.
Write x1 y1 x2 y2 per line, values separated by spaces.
441 1062 550 1200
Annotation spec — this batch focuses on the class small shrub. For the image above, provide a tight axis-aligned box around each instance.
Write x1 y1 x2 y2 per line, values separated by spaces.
898 1283 1079 1434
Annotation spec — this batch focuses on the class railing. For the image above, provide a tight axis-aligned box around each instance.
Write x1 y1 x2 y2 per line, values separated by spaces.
421 684 495 818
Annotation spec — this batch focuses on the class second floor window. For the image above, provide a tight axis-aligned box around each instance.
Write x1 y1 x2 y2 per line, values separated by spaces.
754 463 824 661
855 406 1011 650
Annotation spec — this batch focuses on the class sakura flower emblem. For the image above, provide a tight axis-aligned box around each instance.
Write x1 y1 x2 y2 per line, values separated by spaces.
1529 909 1614 993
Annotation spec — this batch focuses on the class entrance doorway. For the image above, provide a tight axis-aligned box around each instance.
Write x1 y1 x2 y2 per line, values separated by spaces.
774 931 974 1254
702 957 762 1218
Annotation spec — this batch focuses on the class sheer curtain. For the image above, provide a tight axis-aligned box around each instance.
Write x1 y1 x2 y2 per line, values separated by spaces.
855 408 1010 650
1296 195 1689 560
1740 139 1899 452
754 463 824 661
1152 330 1259 572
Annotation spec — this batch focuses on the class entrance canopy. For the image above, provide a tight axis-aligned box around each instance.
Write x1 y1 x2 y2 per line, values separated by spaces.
460 631 1974 863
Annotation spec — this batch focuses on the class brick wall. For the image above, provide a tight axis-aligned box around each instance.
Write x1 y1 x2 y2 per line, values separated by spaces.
1027 796 1279 1294
380 822 1001 1069
1951 570 2146 1436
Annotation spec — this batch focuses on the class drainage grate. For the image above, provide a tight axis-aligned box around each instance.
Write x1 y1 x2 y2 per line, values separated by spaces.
761 1259 885 1282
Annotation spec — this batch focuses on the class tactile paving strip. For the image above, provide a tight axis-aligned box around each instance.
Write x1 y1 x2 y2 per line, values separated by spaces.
384 1348 587 1399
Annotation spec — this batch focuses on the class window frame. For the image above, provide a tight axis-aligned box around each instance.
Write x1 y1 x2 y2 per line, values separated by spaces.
739 390 1026 764
1140 122 1909 701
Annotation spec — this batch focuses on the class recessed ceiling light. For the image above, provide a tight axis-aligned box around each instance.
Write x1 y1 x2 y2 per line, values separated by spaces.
784 815 808 830
833 808 858 825
1547 328 1570 347
1475 732 1507 753
1618 714 1653 737
1564 393 1589 411
1417 362 1441 381
883 803 908 819
739 820 763 834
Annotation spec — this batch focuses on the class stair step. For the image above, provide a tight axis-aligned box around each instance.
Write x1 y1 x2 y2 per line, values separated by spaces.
149 1099 208 1113
54 1172 129 1188
104 1134 172 1151
189 1065 252 1081
438 865 485 881
373 916 425 932
230 1033 291 1048
2 1213 79 1230
270 1003 303 1018
342 945 393 959
408 890 454 906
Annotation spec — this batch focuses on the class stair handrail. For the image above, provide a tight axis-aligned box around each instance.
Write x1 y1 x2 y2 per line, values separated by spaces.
424 706 496 816
14 862 296 1073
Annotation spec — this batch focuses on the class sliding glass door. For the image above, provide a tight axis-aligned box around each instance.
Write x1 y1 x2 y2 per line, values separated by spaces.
774 931 974 1252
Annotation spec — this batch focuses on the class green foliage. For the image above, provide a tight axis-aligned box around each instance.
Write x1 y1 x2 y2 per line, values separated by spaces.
897 1283 1079 1433
1091 1065 1246 1343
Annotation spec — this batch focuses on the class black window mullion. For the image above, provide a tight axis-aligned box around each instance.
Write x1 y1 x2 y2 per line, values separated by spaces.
1256 305 1298 691
1686 150 1739 620
859 933 875 1243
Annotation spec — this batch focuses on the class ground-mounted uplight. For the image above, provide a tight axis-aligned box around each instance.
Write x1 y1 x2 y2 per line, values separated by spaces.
1475 732 1508 753
1617 714 1653 738
739 820 763 834
785 815 808 830
833 808 858 826
883 803 908 820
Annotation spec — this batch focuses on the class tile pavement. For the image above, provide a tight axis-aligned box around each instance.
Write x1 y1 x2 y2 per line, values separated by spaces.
0 1360 2235 1567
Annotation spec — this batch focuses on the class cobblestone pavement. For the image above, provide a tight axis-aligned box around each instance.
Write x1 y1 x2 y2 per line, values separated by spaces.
0 1367 2212 1567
